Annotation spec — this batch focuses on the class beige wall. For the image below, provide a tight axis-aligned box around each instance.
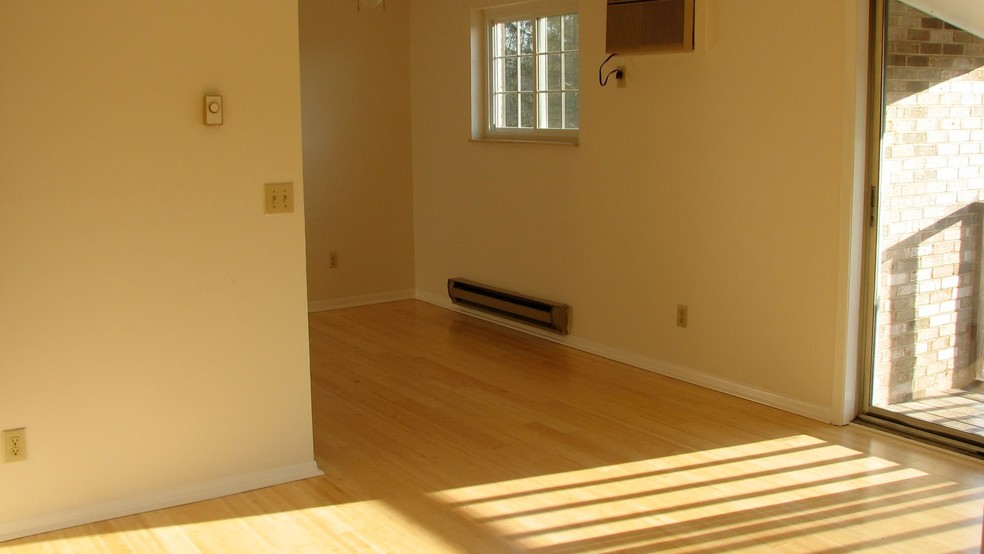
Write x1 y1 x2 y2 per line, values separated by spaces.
0 0 316 537
411 0 867 421
300 0 416 310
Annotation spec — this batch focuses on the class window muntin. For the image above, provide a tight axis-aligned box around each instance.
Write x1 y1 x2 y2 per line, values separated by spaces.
487 7 578 140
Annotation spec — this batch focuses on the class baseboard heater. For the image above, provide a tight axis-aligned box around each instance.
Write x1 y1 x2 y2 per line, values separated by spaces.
447 278 570 334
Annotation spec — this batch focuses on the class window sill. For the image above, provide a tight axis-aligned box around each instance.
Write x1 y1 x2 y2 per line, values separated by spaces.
470 136 579 146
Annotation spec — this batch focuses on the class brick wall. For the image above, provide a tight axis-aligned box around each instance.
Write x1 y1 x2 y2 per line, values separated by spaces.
875 1 984 405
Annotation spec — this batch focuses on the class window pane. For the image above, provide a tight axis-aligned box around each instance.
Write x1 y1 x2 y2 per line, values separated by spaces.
502 22 518 56
549 92 563 128
563 14 578 51
564 92 579 129
520 93 534 128
495 93 519 128
506 93 518 127
542 16 562 52
519 19 534 55
538 92 563 129
520 55 533 92
541 54 562 91
491 25 502 57
504 57 518 92
492 94 502 127
564 52 578 91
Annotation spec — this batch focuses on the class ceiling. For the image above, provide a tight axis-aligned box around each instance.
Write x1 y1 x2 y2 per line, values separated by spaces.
901 0 984 40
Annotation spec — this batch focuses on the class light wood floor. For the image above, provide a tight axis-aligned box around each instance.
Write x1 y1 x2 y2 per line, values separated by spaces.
2 300 983 552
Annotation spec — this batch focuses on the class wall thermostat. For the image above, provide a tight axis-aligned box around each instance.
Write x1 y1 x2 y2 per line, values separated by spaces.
204 95 223 125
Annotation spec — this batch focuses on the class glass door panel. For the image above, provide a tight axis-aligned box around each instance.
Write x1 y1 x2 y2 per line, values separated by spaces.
866 0 984 454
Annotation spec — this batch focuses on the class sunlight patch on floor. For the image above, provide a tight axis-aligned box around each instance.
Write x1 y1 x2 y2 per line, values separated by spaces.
0 498 467 554
180 499 472 553
428 435 984 553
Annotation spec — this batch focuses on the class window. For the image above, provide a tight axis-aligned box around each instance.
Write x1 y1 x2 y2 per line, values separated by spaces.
476 2 579 143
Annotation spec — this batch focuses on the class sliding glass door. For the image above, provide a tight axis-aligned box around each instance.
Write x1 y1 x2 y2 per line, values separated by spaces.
863 0 984 455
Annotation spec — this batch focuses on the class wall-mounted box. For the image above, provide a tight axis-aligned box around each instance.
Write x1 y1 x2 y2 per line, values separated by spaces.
606 0 695 54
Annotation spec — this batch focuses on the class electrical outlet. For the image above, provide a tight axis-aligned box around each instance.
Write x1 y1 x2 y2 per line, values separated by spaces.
328 251 338 269
616 65 626 88
264 182 294 214
3 428 26 463
676 305 688 328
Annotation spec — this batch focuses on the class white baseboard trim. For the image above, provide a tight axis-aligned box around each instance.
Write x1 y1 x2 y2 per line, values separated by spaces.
416 290 832 424
567 337 833 423
0 461 323 543
308 289 416 313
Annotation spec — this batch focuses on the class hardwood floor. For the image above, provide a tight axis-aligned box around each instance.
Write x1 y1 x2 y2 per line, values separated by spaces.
2 300 983 552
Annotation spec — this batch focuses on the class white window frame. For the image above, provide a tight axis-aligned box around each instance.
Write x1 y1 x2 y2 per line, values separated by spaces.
471 0 579 144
